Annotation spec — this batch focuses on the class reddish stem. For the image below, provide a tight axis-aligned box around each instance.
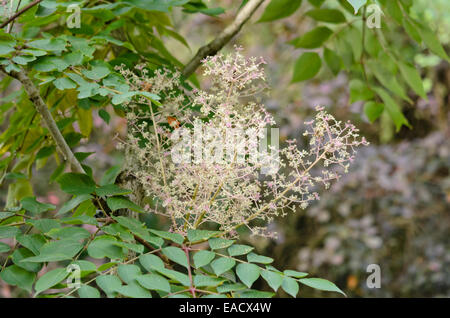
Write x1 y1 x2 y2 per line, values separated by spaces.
183 246 196 298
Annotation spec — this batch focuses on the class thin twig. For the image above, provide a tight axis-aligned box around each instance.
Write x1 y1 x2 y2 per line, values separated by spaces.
73 227 101 261
182 0 265 78
0 0 43 29
360 6 370 85
183 184 199 231
7 0 21 33
143 96 177 228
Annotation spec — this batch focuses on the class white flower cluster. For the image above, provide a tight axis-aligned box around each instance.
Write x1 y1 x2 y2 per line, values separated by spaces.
117 49 368 237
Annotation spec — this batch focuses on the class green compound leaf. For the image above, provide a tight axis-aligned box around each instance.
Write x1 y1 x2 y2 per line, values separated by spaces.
236 263 261 288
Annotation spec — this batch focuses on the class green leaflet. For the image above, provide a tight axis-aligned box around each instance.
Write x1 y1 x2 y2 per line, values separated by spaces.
292 52 322 82
258 0 303 22
35 268 69 295
299 278 346 296
236 263 261 288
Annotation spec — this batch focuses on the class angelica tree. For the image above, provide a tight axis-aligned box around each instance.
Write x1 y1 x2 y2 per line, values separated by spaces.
0 0 447 298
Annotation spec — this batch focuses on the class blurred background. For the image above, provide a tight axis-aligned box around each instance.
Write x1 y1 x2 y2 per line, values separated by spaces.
1 0 449 297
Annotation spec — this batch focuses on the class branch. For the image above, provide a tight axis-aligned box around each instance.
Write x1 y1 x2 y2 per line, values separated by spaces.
182 0 265 78
0 66 85 173
0 0 43 29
